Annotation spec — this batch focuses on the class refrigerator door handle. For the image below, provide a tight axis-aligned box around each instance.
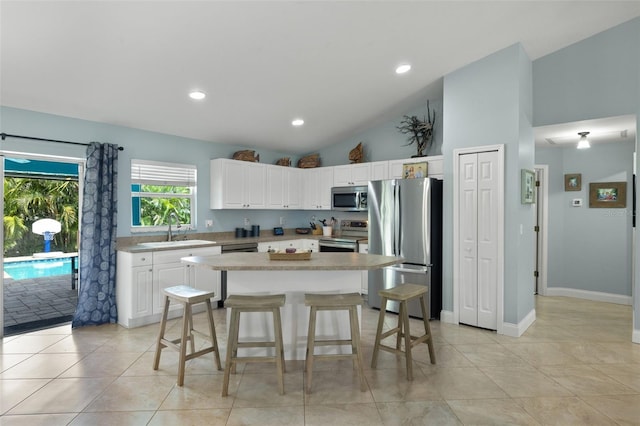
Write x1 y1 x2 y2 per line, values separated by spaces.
394 183 401 255
387 265 431 274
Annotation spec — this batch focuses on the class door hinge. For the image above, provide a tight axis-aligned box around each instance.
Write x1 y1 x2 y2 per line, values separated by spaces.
535 180 540 187
534 225 540 232
534 271 539 278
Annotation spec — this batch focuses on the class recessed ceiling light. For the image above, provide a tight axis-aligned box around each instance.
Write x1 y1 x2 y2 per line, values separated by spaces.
189 91 206 100
292 119 304 127
395 64 411 74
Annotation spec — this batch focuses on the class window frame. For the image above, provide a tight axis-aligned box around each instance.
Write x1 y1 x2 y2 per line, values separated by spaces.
130 159 197 233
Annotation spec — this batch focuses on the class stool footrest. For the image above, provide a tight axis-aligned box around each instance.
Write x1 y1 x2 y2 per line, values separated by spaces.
380 327 401 340
185 346 218 362
313 339 355 347
377 344 404 355
230 355 280 364
160 338 187 352
312 353 359 362
236 341 276 349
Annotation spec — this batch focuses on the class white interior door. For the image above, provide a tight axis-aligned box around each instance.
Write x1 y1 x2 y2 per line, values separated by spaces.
458 151 499 330
459 154 479 326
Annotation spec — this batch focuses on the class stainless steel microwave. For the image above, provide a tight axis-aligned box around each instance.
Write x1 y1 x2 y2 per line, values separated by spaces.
331 186 368 211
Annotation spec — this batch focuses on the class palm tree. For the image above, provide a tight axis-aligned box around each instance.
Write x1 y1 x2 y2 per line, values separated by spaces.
3 177 79 256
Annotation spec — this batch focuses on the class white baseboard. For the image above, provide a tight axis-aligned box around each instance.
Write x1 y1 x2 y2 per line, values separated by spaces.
440 310 455 324
545 287 632 305
500 308 536 338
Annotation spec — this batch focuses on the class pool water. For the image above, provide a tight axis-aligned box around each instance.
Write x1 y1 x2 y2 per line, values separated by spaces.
4 257 77 280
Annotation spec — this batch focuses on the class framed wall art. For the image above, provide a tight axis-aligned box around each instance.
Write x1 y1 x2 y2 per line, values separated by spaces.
402 161 427 179
589 181 627 208
521 169 535 204
564 173 581 191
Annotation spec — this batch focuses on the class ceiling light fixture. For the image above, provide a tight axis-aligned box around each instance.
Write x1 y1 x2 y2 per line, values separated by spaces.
577 131 591 149
189 91 206 100
395 64 411 74
292 119 304 127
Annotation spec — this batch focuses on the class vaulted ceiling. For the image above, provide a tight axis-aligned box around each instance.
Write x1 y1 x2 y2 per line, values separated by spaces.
2 1 639 153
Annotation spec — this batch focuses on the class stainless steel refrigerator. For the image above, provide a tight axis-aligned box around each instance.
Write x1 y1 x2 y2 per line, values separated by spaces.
367 178 442 319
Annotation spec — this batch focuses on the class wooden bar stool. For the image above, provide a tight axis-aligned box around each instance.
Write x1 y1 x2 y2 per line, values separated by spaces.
371 283 436 380
153 285 222 386
222 294 286 397
304 292 366 393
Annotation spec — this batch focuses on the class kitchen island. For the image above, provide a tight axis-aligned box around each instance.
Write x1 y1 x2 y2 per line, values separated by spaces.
182 252 402 360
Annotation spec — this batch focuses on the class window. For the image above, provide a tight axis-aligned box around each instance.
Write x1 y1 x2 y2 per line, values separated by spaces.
131 159 197 231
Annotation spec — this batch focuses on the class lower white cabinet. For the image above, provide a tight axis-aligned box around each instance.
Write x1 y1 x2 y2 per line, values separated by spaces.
117 246 222 328
258 239 318 253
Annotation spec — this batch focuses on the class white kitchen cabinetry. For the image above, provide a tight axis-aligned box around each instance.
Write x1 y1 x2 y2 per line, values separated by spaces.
117 245 221 328
303 239 318 252
333 163 371 186
304 167 334 209
370 161 389 181
117 251 154 323
258 239 317 253
258 241 282 252
210 158 266 209
266 166 302 209
388 155 443 180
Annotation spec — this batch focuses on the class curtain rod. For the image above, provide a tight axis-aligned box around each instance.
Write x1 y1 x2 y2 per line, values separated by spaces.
0 132 124 151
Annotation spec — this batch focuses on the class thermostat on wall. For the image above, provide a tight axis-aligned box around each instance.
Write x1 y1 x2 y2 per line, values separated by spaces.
572 198 583 207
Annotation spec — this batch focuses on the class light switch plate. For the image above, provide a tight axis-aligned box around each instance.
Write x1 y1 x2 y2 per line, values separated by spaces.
572 198 582 207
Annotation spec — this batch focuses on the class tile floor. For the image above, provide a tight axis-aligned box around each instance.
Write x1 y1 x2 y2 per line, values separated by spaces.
1 296 639 425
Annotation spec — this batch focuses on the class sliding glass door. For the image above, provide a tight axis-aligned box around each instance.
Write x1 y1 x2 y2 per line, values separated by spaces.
2 153 83 336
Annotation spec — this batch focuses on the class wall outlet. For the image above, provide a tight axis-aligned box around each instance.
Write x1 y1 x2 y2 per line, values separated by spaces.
205 219 213 228
244 217 250 226
280 216 285 225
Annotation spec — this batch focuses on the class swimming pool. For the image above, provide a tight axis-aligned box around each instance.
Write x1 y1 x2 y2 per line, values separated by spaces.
3 257 77 280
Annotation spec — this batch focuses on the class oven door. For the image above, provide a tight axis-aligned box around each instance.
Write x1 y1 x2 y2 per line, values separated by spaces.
318 239 357 252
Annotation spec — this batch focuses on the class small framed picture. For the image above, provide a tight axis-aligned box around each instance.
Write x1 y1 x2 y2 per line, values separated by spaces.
402 162 427 179
589 182 627 208
564 173 581 191
521 169 535 204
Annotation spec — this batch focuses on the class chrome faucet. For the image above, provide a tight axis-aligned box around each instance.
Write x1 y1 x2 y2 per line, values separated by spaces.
167 211 181 241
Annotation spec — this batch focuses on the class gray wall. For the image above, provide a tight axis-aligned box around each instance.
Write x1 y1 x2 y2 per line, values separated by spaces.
315 100 444 167
442 43 535 325
0 106 313 238
533 17 639 332
537 141 635 296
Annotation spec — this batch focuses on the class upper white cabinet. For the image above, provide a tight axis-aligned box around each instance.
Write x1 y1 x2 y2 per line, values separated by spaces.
304 167 334 210
388 155 444 180
210 159 266 209
266 166 302 209
333 163 371 186
370 161 389 181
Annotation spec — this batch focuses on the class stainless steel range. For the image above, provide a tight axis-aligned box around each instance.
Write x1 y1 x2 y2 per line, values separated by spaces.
318 220 368 252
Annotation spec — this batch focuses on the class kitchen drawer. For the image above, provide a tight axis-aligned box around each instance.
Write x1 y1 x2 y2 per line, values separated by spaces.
130 252 153 267
153 246 221 264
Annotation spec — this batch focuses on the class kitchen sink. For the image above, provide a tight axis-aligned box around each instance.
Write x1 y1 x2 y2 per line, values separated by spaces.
136 239 215 249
